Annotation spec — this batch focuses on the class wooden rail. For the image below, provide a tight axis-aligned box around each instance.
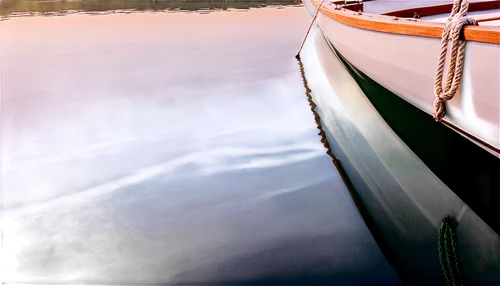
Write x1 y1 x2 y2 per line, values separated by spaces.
476 16 500 23
310 0 500 44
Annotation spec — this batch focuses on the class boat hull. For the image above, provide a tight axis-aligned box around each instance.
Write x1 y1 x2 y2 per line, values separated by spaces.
299 25 499 285
304 0 500 157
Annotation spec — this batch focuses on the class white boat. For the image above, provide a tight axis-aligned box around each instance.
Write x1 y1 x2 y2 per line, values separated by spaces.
302 0 500 157
299 0 499 284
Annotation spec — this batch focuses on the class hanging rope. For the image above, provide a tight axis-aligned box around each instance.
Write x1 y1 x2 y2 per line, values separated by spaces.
438 216 464 286
433 0 477 122
295 0 328 59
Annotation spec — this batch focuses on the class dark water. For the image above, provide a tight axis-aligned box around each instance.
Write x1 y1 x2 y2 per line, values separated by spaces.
1 5 400 284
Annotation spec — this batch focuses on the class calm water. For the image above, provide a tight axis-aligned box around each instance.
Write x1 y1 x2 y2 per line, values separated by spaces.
1 5 400 284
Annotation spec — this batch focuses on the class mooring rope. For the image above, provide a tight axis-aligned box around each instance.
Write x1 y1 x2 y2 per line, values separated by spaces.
438 216 464 286
433 0 477 122
295 0 328 59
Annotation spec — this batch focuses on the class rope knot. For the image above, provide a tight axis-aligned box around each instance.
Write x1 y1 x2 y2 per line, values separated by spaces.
432 0 474 122
464 17 478 26
455 17 478 40
433 97 446 121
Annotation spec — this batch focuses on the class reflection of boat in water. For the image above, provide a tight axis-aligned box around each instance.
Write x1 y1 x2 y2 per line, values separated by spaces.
298 0 499 284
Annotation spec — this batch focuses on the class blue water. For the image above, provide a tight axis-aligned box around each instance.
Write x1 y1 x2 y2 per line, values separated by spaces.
1 5 400 284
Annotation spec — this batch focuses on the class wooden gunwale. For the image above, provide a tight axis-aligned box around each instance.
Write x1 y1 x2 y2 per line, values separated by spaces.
310 0 500 44
476 15 500 22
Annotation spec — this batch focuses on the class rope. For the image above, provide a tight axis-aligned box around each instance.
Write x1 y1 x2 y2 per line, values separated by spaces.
433 0 477 122
438 216 464 286
295 0 327 59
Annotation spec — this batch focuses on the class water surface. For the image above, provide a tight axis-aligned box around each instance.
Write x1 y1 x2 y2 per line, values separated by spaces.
1 6 400 284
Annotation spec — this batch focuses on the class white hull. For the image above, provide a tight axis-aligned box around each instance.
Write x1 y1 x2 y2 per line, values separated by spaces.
304 0 500 157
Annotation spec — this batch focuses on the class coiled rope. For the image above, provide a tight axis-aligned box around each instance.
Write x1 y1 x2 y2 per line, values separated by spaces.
438 216 464 286
433 0 477 122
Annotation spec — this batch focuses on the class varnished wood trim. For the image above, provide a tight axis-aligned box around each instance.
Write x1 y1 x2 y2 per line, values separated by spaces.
311 0 500 44
383 0 500 18
477 16 500 23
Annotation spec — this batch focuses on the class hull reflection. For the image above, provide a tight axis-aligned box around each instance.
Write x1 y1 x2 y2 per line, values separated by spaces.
299 26 499 285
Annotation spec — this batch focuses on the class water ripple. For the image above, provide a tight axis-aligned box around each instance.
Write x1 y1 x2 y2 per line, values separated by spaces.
148 174 332 226
4 143 325 218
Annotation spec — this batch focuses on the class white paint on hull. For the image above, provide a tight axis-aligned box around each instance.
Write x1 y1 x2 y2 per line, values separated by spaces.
306 0 500 156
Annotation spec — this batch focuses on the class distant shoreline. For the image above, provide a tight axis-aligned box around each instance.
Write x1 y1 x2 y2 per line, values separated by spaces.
1 0 302 17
